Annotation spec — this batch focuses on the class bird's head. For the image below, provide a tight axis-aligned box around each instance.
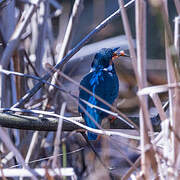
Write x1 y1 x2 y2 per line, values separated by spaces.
91 48 129 70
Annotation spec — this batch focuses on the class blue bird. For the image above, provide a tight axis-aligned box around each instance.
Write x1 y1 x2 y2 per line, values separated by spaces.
78 48 128 140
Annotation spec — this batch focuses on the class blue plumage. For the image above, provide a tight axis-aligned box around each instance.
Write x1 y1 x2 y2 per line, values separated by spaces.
78 48 119 140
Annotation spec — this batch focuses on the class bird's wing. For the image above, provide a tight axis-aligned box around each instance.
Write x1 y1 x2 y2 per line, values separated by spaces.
105 72 119 104
96 71 119 111
78 71 119 113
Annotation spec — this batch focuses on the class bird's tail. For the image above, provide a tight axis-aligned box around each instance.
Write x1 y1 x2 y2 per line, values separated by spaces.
84 106 101 141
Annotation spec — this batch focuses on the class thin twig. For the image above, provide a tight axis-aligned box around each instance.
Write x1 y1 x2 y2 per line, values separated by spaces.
121 156 141 180
52 102 66 168
23 49 40 77
21 131 39 180
80 132 111 171
0 127 38 180
9 147 84 169
150 93 167 121
174 16 180 57
80 98 134 128
25 132 39 167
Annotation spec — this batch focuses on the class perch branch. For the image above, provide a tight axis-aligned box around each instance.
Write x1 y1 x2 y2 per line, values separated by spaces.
0 108 140 140
0 111 81 131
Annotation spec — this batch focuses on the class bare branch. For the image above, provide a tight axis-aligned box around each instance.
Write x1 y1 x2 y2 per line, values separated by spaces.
0 109 140 140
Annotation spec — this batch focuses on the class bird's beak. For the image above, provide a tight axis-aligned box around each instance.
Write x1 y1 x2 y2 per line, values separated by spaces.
112 50 130 60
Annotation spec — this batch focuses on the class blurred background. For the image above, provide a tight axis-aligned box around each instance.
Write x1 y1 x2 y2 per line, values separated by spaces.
54 0 177 59
0 0 179 179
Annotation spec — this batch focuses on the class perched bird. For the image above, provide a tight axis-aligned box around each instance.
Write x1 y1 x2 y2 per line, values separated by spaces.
78 48 128 140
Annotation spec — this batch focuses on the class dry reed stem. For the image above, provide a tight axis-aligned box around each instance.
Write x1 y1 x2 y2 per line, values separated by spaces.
149 0 180 178
117 0 152 129
52 102 66 169
173 16 180 169
56 0 83 65
118 0 158 177
20 131 39 180
25 132 39 166
173 85 180 169
162 0 180 171
135 1 158 176
150 94 167 121
0 0 16 108
174 16 180 57
174 0 180 15
121 156 141 180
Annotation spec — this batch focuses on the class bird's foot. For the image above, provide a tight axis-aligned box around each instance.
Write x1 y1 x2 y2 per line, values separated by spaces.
109 115 116 123
96 134 101 142
76 129 86 133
